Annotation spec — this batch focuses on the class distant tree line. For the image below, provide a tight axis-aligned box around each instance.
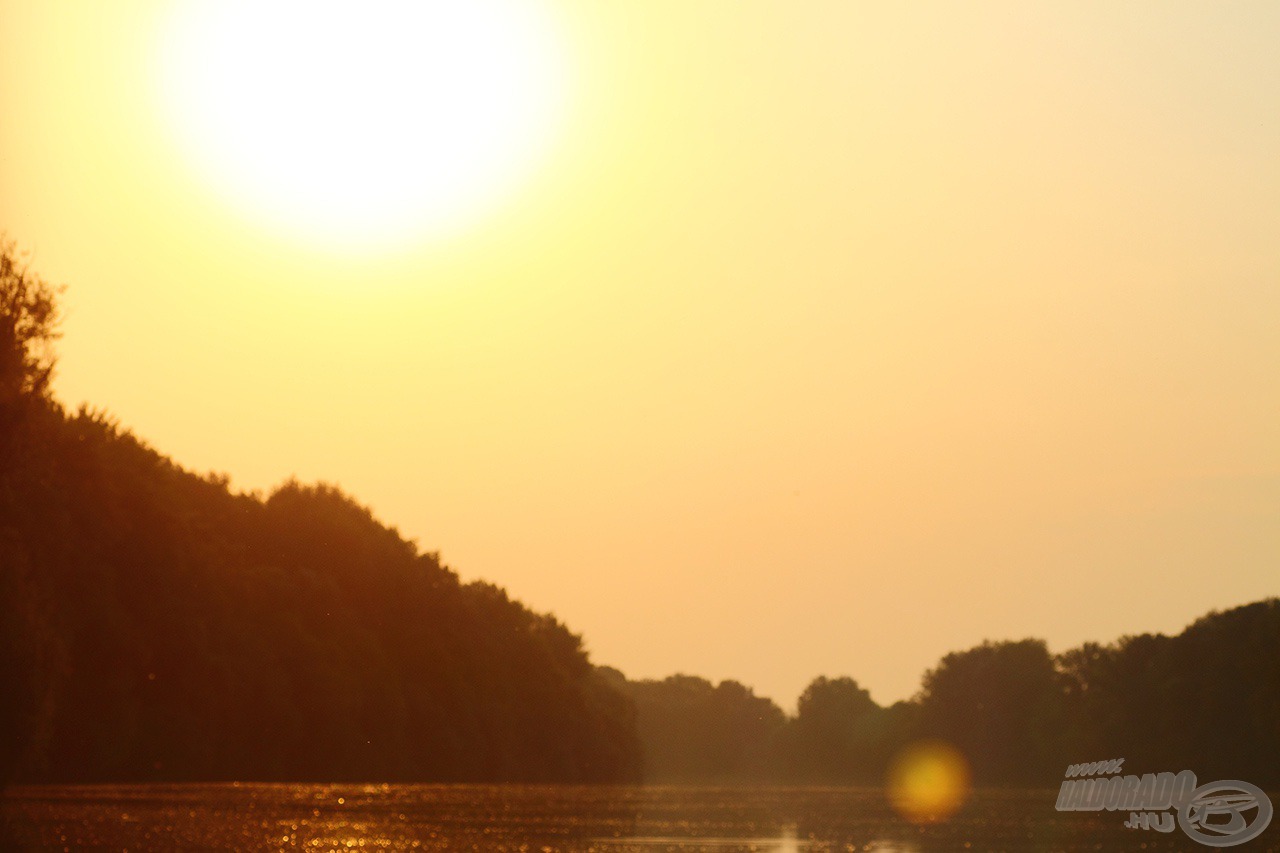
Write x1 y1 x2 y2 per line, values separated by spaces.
614 601 1280 787
0 243 640 783
2 243 1276 788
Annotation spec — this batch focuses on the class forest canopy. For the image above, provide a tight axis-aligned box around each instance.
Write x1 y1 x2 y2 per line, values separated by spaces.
0 244 640 783
615 601 1279 788
2 244 1276 787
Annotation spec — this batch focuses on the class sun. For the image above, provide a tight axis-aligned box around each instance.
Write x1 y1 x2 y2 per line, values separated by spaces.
157 1 568 251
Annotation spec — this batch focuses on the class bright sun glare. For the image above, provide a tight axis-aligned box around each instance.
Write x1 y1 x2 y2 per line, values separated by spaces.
158 1 566 251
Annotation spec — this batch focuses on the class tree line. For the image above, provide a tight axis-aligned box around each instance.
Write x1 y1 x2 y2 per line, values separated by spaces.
2 243 1276 787
613 599 1279 787
0 244 640 783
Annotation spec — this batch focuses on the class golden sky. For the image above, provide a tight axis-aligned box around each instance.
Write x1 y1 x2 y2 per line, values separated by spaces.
2 0 1277 707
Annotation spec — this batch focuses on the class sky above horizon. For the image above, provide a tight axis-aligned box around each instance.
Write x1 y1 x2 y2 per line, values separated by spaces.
2 0 1277 709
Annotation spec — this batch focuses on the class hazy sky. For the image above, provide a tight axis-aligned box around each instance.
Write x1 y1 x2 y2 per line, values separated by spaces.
2 1 1277 708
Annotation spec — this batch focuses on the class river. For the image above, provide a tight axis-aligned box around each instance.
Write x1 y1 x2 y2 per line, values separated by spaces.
1 783 1222 850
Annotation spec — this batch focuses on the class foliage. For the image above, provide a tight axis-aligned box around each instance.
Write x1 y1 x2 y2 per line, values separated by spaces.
792 676 886 782
0 243 640 783
2 244 1276 788
622 610 1280 787
916 639 1065 784
618 672 787 781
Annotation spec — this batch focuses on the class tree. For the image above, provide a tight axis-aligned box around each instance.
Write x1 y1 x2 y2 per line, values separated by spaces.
0 240 61 451
0 245 644 784
624 674 787 781
917 639 1065 784
0 240 65 784
793 676 882 781
1058 601 1280 787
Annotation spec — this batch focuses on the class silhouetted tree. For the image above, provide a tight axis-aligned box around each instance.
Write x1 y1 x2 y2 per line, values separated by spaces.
792 676 883 781
0 246 641 784
0 242 59 414
0 241 65 784
917 639 1064 784
1058 600 1280 787
4 243 1278 788
622 673 786 782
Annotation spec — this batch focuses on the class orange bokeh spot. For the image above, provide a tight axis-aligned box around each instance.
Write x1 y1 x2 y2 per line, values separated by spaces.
887 740 972 823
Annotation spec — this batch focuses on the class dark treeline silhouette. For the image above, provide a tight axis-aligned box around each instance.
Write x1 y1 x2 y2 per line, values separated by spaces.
0 244 640 783
2 245 1276 788
616 604 1280 787
597 670 787 782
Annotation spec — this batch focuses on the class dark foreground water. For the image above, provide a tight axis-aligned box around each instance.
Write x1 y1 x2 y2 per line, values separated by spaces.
1 784 1270 852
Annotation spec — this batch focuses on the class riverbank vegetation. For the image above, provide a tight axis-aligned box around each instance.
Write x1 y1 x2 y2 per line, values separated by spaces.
3 246 1275 787
617 600 1278 787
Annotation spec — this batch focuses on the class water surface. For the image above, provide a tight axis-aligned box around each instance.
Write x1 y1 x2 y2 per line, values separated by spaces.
0 784 1231 851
